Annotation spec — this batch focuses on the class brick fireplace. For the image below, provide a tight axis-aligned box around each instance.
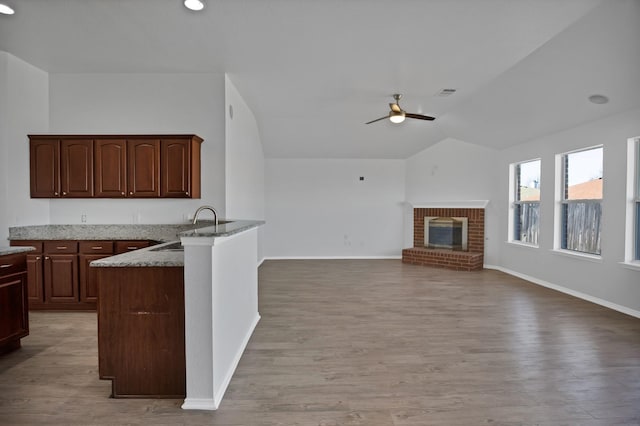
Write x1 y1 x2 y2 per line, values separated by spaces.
402 206 485 271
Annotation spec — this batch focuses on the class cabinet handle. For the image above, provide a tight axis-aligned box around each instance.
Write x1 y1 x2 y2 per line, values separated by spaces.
36 256 41 260
45 256 50 260
91 246 103 250
185 192 189 195
129 191 133 195
121 192 125 195
62 192 67 196
54 192 59 196
0 264 12 269
56 246 68 250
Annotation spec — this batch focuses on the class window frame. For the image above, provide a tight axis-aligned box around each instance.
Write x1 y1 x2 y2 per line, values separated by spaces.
509 158 541 247
624 137 640 265
554 145 603 257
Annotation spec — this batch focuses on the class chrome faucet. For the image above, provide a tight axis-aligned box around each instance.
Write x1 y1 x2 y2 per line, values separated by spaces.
192 205 219 226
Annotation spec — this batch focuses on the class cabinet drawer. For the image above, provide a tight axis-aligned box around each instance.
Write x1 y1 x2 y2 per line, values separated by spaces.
0 254 27 277
114 241 151 254
43 241 78 254
79 241 114 254
10 240 43 254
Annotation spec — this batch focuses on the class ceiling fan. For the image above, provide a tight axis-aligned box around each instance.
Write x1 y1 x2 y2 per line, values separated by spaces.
365 94 435 124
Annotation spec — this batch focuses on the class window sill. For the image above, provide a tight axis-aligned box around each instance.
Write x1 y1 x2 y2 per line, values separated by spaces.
505 241 539 249
550 249 603 263
619 261 640 272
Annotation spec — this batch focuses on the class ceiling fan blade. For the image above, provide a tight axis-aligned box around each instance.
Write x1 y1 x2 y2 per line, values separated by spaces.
405 113 436 121
365 116 389 124
389 103 402 113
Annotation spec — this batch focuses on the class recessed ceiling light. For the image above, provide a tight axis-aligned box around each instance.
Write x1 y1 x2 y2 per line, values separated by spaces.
0 3 15 15
184 0 204 11
588 94 609 104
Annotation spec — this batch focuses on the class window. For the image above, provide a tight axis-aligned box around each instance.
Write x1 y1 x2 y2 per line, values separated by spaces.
626 137 640 263
511 159 541 245
559 146 603 255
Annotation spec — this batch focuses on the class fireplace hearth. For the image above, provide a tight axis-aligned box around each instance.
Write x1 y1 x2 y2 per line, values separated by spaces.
402 206 485 271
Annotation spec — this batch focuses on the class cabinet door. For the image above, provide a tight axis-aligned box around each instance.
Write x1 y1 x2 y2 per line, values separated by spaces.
44 254 79 303
29 139 60 198
0 273 29 348
161 139 191 198
60 139 94 197
95 139 127 197
79 254 109 303
26 254 44 304
127 139 160 197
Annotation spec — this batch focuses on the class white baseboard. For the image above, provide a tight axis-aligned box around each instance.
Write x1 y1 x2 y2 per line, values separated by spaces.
263 255 402 260
213 313 261 409
181 398 218 411
484 264 640 319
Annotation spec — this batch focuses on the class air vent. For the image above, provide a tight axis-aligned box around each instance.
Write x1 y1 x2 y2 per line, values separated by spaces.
437 88 457 97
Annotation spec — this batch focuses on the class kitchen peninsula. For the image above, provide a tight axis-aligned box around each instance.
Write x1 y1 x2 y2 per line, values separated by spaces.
92 220 264 410
8 219 263 409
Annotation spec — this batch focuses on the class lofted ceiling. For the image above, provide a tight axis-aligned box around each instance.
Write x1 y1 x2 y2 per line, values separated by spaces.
1 0 639 159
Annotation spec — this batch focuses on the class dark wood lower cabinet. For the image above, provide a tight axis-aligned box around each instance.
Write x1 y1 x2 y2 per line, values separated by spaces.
25 254 43 305
10 240 154 310
44 254 79 303
0 253 29 355
97 267 185 398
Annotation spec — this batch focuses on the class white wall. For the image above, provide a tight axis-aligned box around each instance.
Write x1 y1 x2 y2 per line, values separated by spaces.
0 52 50 243
404 138 501 264
224 75 265 262
497 108 640 314
264 159 405 258
47 73 226 224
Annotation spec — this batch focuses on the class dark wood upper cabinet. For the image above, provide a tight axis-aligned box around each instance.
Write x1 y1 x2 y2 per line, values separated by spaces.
95 139 127 198
29 135 202 199
161 138 202 198
60 139 94 197
30 138 60 198
127 139 161 198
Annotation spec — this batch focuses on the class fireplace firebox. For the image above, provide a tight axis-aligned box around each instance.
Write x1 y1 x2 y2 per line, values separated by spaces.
424 216 468 251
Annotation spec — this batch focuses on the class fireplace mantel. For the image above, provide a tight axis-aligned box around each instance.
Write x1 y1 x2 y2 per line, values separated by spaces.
406 200 489 209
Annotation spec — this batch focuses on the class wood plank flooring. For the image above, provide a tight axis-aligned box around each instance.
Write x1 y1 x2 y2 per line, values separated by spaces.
0 260 639 425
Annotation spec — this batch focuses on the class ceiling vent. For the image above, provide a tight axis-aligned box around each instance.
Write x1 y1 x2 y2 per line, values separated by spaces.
437 88 457 97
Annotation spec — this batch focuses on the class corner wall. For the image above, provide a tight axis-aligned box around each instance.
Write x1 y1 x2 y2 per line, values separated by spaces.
496 108 640 315
264 159 405 258
0 52 50 243
404 138 501 265
224 75 266 262
47 72 226 225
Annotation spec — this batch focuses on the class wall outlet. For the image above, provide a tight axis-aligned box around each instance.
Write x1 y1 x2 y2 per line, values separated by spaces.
81 214 87 223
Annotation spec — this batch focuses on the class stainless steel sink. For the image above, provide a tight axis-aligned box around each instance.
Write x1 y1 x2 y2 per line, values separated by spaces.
150 241 184 252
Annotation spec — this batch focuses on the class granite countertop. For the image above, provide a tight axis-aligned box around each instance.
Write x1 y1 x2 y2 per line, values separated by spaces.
91 220 264 268
8 221 217 242
179 220 265 239
91 240 184 268
0 246 36 256
8 219 264 268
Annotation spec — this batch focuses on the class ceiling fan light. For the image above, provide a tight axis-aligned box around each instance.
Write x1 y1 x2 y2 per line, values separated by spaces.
0 3 15 15
389 111 405 124
184 0 205 11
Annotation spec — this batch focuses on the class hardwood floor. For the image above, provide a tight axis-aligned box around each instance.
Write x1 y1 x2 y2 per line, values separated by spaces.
0 259 639 425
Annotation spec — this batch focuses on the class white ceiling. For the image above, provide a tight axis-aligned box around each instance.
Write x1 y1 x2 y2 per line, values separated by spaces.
1 0 639 158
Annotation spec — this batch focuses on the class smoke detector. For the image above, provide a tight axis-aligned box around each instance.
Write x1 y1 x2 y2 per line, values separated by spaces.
437 89 457 97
